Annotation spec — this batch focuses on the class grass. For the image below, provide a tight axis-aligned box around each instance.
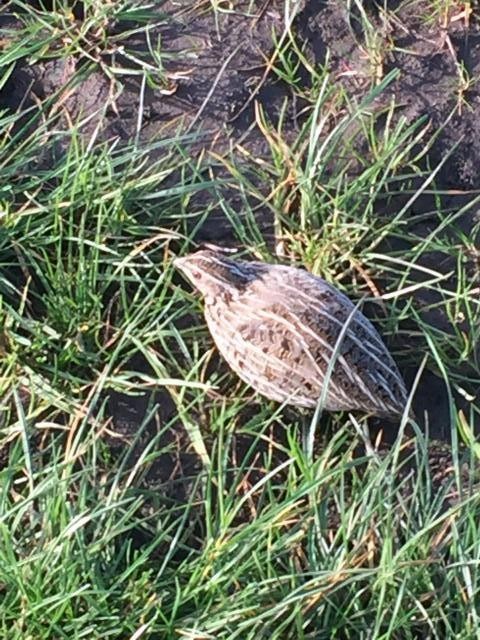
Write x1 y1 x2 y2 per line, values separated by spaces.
1 0 480 638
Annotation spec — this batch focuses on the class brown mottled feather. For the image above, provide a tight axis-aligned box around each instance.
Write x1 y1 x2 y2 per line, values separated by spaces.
175 249 408 418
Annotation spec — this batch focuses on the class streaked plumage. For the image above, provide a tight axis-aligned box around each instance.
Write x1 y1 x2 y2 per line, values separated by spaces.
174 249 408 418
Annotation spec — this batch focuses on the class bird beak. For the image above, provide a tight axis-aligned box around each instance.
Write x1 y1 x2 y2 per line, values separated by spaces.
173 256 194 283
173 256 187 271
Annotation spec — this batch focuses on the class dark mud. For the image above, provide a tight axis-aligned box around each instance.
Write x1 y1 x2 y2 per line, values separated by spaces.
5 2 480 183
1 0 479 483
298 1 480 186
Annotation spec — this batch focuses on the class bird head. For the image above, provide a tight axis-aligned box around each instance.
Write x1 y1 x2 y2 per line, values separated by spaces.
174 249 260 301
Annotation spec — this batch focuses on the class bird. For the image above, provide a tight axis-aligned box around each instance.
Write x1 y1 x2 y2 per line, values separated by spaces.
174 249 408 418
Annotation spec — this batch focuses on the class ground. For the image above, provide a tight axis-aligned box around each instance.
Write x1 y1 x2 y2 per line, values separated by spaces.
1 1 480 637
3 0 478 436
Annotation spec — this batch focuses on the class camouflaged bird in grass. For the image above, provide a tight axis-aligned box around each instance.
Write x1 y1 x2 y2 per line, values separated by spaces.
174 249 408 418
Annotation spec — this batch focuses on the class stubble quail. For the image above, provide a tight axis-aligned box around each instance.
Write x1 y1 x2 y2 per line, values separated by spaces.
174 249 408 418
